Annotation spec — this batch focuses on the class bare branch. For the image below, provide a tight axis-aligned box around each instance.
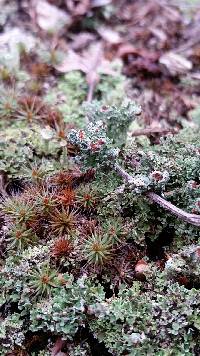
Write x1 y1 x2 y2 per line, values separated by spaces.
147 192 200 227
114 163 200 227
131 127 178 137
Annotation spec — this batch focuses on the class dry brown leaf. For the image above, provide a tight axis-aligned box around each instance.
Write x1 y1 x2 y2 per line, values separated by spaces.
149 27 167 43
55 43 117 101
51 337 67 356
70 32 96 51
98 26 122 44
56 43 116 75
35 0 71 32
55 50 89 73
65 0 90 16
91 0 112 7
159 52 193 76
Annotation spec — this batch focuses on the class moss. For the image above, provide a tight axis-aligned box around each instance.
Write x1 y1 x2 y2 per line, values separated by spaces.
0 124 65 178
90 280 200 355
44 64 126 128
0 36 199 354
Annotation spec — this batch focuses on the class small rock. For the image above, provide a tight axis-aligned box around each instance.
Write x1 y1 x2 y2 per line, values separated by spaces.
135 259 149 279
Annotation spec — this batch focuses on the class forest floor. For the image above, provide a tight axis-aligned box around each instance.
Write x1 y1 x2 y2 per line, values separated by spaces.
1 0 200 132
0 1 200 355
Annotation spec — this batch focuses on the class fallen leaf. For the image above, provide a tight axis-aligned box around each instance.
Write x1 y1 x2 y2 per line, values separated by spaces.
36 0 71 32
117 43 159 61
125 57 161 76
65 0 90 16
91 0 112 7
159 52 193 76
70 32 96 51
150 27 167 44
56 43 117 101
117 44 143 58
51 337 67 356
98 26 122 44
55 50 89 73
56 43 114 74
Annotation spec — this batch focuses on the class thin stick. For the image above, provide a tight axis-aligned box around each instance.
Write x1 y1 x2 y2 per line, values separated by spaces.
132 127 177 137
114 163 134 183
87 79 96 102
114 163 200 227
147 192 200 227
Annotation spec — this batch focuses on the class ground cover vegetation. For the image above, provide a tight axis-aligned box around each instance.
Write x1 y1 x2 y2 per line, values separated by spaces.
0 0 199 354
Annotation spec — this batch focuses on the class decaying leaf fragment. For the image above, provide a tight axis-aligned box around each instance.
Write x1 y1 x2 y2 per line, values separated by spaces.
56 43 118 101
35 0 71 32
159 52 192 76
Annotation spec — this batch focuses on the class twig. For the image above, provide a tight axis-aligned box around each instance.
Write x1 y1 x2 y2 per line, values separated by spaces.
86 74 97 102
132 127 177 137
86 44 102 102
114 163 134 183
147 192 200 227
114 163 200 227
